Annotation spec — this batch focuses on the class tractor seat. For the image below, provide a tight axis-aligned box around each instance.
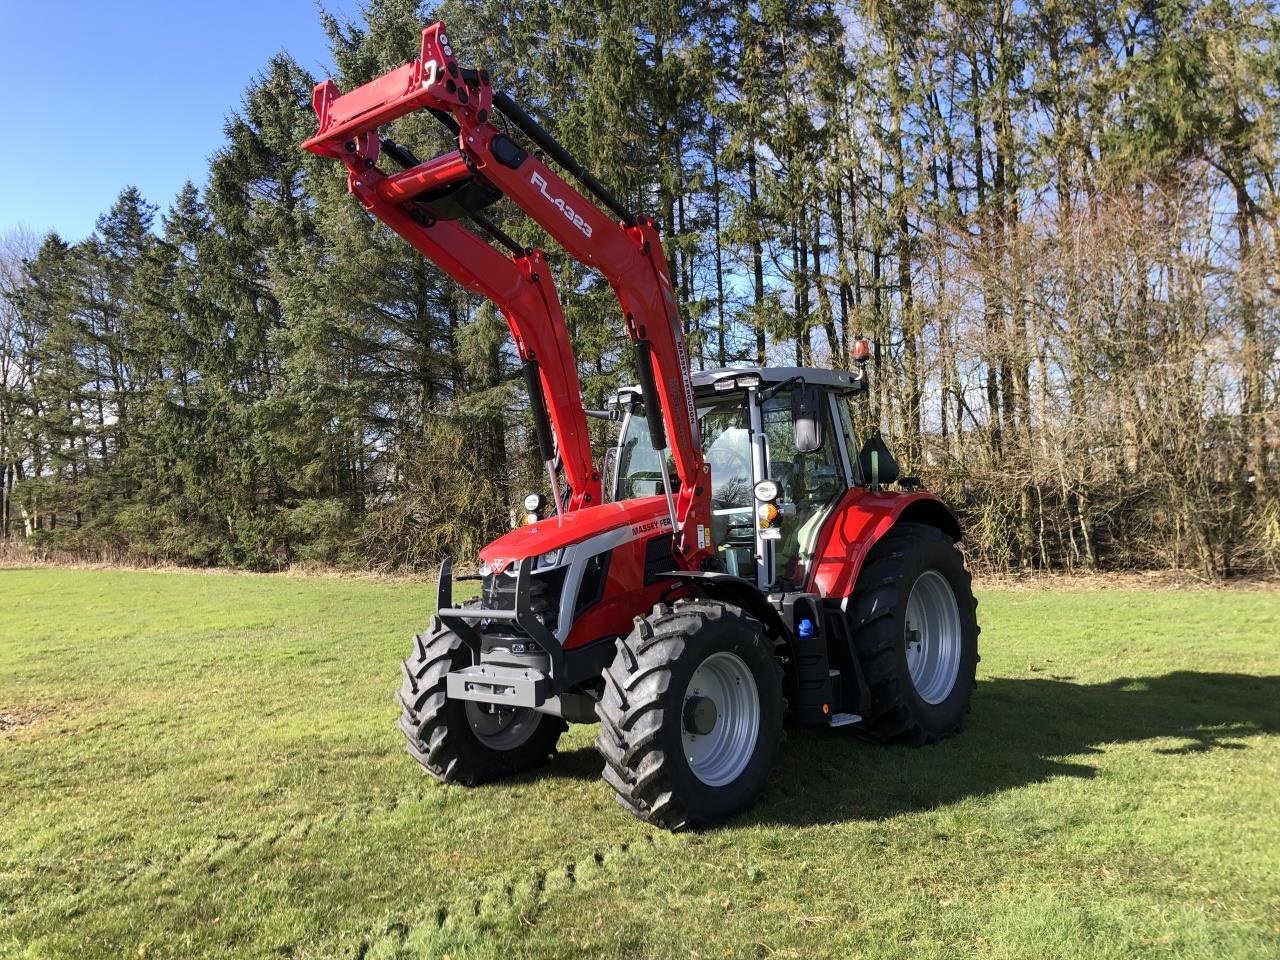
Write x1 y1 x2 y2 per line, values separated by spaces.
858 436 900 487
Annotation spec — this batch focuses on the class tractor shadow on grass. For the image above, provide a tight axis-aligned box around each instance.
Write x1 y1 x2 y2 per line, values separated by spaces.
541 671 1280 827
744 670 1280 827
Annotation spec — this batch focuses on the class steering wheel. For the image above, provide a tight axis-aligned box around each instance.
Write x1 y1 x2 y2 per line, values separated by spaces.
624 470 663 498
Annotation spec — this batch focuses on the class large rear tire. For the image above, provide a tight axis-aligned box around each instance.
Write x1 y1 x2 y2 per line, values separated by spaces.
595 600 784 830
848 523 979 744
398 617 566 785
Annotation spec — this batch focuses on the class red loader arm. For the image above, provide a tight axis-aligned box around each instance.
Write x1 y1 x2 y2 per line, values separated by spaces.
302 22 711 565
342 168 598 510
302 47 598 510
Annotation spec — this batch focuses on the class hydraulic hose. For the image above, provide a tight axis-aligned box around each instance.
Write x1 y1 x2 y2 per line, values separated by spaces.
490 90 636 226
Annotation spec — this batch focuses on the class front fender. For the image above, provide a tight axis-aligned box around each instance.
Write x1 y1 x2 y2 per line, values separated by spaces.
806 489 961 599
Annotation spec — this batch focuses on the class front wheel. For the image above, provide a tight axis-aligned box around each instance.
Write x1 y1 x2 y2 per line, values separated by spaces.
848 523 980 744
398 618 565 785
595 600 784 830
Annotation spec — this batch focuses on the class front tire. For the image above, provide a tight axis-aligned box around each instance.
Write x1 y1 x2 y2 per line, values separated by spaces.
595 600 784 830
398 618 566 785
848 523 979 744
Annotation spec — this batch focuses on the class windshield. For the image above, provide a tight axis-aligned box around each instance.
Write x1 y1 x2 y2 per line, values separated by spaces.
609 386 851 587
613 405 666 500
612 395 751 504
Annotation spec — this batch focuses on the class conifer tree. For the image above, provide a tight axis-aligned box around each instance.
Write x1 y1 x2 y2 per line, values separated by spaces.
0 0 1275 575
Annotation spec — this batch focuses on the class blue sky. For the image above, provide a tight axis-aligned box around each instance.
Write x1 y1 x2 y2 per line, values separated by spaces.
0 1 357 241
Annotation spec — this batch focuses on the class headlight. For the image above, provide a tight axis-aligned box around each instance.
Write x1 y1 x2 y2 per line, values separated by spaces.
523 492 546 525
754 479 780 502
538 548 565 568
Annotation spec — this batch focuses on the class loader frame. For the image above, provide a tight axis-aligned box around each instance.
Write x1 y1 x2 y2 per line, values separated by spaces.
303 23 709 550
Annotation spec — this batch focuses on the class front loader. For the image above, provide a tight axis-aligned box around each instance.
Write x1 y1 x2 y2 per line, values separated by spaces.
303 23 980 829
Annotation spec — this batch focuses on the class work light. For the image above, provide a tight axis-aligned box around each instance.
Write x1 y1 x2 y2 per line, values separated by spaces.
523 492 545 524
753 480 780 503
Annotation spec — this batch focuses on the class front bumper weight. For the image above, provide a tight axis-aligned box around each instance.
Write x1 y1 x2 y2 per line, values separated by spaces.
446 663 550 709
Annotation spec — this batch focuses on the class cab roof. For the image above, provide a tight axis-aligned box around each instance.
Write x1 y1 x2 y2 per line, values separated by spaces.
689 364 866 394
617 364 867 402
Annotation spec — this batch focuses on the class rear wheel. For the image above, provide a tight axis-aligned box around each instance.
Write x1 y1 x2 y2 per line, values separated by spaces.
848 523 979 744
595 600 784 830
398 618 565 785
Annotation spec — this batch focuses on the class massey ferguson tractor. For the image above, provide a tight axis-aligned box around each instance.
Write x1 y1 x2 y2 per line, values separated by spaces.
303 23 979 829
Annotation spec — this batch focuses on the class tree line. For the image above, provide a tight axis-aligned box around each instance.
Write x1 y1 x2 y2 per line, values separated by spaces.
1 0 1277 576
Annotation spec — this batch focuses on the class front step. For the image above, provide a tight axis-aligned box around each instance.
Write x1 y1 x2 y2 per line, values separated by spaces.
828 712 862 728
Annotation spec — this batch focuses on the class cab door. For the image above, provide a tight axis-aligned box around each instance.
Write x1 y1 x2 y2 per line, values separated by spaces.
758 388 849 588
699 393 756 578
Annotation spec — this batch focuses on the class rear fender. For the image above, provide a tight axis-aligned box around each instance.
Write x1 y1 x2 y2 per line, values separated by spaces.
807 489 961 599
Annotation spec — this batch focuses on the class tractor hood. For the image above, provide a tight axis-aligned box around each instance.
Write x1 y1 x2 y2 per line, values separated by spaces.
478 496 670 573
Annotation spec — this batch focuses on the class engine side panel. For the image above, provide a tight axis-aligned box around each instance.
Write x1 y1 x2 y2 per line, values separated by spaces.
479 495 670 570
562 531 683 650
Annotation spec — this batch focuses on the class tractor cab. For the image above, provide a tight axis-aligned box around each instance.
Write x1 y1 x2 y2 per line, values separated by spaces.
608 366 871 590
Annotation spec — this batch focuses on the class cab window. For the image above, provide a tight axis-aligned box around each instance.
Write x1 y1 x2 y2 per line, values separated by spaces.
613 405 666 500
613 395 751 506
762 391 845 584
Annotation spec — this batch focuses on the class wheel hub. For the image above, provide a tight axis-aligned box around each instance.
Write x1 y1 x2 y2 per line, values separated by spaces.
464 700 540 751
682 694 718 735
681 651 761 787
904 569 963 704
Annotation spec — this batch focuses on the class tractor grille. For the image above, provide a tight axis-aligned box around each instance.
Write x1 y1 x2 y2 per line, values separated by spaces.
480 567 566 631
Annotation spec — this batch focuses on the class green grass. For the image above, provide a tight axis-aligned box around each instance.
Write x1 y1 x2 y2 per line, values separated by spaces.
1 568 1277 959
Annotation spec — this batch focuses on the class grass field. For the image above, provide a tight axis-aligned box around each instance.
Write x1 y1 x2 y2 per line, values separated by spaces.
1 568 1278 959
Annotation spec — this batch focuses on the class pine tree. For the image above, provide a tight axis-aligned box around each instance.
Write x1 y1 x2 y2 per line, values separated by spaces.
202 53 322 566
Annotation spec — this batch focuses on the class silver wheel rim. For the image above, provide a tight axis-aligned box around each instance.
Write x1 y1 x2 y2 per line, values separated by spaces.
682 651 760 787
464 701 540 751
904 569 963 704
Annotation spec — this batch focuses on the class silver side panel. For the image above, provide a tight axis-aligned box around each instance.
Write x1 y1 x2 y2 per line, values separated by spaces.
546 523 658 645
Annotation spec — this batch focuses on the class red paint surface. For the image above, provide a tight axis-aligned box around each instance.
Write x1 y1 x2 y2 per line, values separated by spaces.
478 496 668 568
807 488 952 598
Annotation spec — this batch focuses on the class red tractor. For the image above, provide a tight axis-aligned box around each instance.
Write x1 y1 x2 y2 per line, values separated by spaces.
304 23 979 829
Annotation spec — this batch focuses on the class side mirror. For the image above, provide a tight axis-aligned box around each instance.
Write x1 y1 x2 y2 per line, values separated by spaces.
791 383 824 454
